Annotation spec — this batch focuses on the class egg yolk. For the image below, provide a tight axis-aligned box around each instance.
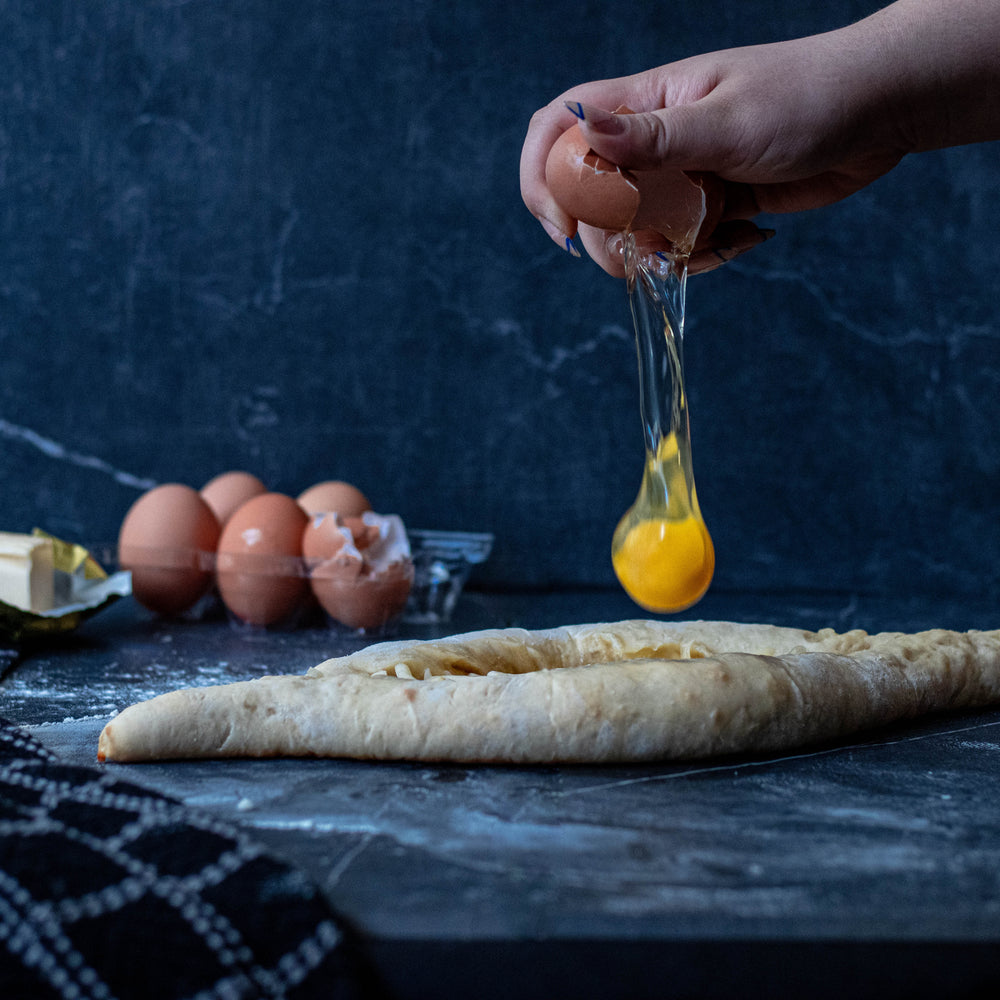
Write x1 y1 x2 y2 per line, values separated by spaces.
612 512 714 613
611 430 714 613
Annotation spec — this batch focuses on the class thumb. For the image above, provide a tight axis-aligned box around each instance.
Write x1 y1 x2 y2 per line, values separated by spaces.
571 101 723 173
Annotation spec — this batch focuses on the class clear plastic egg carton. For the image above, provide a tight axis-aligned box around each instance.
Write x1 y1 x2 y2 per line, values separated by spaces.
111 526 494 634
404 530 495 624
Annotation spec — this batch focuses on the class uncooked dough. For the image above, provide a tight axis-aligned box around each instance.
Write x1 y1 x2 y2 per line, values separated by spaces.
97 619 1000 764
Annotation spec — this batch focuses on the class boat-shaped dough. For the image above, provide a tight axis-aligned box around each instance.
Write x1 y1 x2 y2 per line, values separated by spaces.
98 619 1000 764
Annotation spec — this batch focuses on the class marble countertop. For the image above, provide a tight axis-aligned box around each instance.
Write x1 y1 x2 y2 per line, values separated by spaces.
4 588 1000 999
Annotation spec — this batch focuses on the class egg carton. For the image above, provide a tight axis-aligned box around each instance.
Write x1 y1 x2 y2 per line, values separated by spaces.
104 527 494 633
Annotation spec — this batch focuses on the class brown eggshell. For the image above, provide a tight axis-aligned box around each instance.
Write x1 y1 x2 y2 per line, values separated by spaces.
297 480 372 516
632 170 725 254
301 513 381 564
545 124 640 232
305 512 413 631
200 471 267 527
310 559 414 631
301 513 349 563
341 515 381 550
118 483 220 616
545 111 725 254
216 492 309 626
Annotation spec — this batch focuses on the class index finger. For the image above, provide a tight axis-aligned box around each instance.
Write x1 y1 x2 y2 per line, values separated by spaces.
519 99 584 252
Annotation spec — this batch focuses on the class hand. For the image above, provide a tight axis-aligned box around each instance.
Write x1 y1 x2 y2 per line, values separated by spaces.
521 0 1000 277
520 32 907 277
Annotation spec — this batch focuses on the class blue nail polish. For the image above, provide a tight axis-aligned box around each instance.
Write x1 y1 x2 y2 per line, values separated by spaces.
565 236 581 258
565 101 585 120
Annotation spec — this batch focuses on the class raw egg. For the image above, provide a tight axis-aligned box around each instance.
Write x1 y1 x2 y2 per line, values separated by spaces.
200 471 267 528
609 241 715 613
297 480 372 517
118 483 220 616
303 512 413 631
216 492 309 627
545 119 721 613
611 433 714 612
544 109 724 255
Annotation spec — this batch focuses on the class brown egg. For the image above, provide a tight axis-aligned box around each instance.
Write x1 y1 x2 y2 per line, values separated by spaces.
544 110 724 254
545 124 640 232
304 512 413 631
216 492 309 626
297 480 371 516
200 471 267 528
118 483 220 616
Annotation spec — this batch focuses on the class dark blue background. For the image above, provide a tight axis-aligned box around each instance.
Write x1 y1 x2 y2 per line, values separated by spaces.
2 0 998 603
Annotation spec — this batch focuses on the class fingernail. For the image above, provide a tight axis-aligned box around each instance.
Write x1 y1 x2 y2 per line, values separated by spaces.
564 101 626 135
710 228 776 263
540 217 581 257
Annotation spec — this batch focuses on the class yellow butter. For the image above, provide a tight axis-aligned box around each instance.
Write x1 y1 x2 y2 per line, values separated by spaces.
0 532 55 612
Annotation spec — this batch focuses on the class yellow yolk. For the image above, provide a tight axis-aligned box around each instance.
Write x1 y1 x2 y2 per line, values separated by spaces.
612 512 714 613
611 431 714 613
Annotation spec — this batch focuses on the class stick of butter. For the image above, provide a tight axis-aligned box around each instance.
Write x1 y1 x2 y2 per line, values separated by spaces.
0 532 55 613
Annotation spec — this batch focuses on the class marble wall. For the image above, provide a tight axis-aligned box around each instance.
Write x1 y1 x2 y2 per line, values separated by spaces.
2 0 998 600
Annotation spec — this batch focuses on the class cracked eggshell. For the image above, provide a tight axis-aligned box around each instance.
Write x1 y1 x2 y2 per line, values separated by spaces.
118 484 220 616
545 110 724 254
301 513 379 564
216 492 309 626
305 512 413 631
545 124 640 232
312 560 413 632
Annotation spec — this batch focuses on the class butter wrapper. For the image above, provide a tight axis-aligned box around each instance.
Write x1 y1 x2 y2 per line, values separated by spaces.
0 530 130 645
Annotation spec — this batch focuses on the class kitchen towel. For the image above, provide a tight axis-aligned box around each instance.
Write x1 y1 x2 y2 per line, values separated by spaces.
0 717 377 999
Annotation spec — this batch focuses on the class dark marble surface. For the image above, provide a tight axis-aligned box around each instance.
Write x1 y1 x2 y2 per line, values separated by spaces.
3 591 1000 997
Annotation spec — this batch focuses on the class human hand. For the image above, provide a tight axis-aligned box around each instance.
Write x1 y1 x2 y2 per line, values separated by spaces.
520 26 911 277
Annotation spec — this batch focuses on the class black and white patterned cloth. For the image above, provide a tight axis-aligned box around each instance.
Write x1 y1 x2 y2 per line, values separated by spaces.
0 719 374 999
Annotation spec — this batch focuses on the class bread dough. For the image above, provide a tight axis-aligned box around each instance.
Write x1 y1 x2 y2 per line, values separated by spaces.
97 619 1000 764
